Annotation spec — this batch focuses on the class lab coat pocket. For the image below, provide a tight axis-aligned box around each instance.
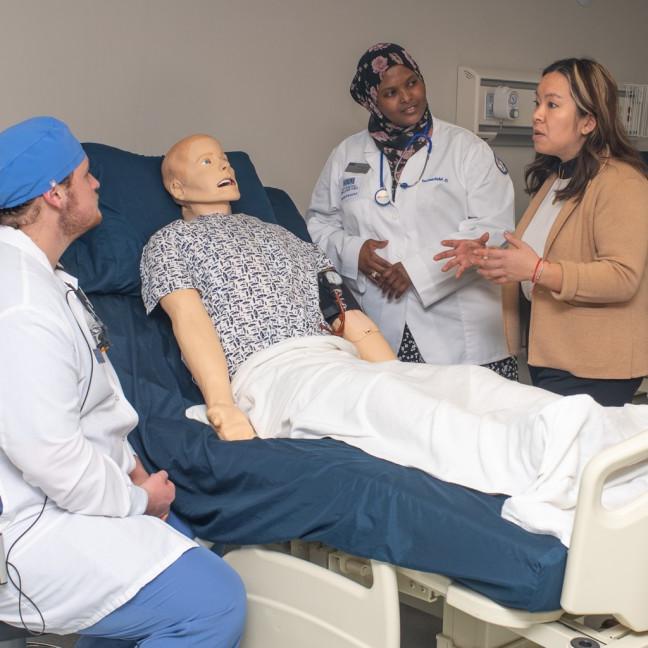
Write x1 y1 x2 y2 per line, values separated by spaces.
345 273 368 296
80 361 114 414
415 178 466 233
341 169 380 209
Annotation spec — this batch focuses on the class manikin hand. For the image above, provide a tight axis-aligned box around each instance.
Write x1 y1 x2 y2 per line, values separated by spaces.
433 232 490 278
141 470 175 520
207 403 257 441
472 232 539 284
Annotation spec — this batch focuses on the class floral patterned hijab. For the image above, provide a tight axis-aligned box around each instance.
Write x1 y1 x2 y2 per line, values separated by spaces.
350 43 432 179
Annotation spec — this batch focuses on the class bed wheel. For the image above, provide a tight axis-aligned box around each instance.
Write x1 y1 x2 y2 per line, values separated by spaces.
570 638 601 648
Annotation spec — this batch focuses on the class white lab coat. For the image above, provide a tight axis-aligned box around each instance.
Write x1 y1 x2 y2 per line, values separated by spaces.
307 117 514 365
0 227 194 635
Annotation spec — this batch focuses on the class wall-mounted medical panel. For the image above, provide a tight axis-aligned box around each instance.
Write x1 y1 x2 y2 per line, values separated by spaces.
620 84 648 139
456 66 539 146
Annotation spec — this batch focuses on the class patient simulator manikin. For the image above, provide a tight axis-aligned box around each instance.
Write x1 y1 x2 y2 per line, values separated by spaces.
142 134 648 547
157 135 396 438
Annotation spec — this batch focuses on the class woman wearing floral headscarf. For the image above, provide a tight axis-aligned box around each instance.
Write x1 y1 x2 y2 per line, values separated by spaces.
307 43 516 377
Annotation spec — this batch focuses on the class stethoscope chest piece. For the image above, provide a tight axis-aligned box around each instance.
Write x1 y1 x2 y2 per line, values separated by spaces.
374 187 391 206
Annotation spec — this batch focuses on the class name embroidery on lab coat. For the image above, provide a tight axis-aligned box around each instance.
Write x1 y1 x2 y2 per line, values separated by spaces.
345 162 370 173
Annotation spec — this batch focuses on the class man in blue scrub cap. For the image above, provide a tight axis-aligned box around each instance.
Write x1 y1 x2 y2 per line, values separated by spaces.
0 117 245 646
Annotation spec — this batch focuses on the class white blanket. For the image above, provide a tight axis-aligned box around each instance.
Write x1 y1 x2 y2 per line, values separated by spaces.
187 336 648 546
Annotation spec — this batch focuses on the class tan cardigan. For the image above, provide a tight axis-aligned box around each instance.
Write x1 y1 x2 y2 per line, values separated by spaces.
503 159 648 379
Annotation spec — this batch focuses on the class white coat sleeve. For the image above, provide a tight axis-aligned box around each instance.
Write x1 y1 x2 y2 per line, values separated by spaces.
0 306 144 517
404 139 515 308
306 149 365 281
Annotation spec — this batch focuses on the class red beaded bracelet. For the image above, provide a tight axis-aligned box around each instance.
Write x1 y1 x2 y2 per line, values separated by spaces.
531 257 545 284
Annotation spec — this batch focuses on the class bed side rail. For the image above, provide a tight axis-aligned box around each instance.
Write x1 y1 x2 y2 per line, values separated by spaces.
562 428 648 631
225 546 400 648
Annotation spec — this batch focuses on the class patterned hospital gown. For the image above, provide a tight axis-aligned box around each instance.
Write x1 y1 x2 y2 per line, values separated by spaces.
140 213 331 376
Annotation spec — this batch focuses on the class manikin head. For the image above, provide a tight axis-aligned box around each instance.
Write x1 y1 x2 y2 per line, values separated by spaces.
162 135 240 220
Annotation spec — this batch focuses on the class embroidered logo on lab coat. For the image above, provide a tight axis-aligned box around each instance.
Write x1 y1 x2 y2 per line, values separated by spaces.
341 177 359 201
494 153 509 175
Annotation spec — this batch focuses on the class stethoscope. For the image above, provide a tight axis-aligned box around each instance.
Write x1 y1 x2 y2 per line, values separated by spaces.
374 129 433 207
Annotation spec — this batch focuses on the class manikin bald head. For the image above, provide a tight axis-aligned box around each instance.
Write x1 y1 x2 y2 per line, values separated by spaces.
162 134 240 220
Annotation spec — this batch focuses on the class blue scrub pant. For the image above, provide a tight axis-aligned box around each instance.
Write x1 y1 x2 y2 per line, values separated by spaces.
75 514 246 647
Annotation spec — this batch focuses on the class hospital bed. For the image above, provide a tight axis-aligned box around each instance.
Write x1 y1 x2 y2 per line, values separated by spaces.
55 142 648 648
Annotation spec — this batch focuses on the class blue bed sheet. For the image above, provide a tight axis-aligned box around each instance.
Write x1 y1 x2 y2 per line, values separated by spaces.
91 293 567 612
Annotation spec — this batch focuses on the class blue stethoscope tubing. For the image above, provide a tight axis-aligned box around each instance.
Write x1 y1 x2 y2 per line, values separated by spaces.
374 129 433 207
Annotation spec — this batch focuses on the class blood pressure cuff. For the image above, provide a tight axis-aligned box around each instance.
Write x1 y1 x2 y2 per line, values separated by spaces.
318 269 361 325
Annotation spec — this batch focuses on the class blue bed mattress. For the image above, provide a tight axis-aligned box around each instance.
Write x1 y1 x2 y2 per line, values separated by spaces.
66 143 568 613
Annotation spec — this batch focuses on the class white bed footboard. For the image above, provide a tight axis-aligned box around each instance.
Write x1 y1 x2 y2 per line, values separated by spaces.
562 428 648 631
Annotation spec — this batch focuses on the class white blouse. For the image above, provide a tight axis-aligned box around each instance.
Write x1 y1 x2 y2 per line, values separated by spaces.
521 178 570 300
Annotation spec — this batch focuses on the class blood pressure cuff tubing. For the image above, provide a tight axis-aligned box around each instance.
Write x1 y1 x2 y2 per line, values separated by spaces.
318 269 361 325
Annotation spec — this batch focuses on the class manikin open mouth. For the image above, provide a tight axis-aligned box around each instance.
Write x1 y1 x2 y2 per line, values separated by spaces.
217 178 236 188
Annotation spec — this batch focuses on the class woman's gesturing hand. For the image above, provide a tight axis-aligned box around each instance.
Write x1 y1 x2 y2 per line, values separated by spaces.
434 232 490 278
471 232 539 284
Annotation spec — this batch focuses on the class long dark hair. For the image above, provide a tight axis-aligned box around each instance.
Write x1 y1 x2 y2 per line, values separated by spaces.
525 58 648 202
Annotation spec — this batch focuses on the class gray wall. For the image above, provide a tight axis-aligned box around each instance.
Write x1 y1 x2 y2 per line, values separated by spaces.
1 0 647 215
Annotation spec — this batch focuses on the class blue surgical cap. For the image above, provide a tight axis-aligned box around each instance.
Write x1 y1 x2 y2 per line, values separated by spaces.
0 116 85 209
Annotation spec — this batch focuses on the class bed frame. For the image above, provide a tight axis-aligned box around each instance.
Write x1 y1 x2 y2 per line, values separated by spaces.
225 428 648 647
57 141 648 648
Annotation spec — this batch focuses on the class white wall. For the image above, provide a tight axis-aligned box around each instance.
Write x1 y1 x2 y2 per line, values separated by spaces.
1 0 647 215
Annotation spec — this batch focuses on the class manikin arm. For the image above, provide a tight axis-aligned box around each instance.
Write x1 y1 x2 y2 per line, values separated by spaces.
337 310 397 362
318 269 396 362
160 288 256 441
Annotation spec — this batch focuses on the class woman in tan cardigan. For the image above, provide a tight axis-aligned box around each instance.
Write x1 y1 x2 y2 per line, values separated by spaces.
441 58 648 405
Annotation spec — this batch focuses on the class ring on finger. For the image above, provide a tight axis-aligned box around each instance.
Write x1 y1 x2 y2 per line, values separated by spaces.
370 271 379 280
